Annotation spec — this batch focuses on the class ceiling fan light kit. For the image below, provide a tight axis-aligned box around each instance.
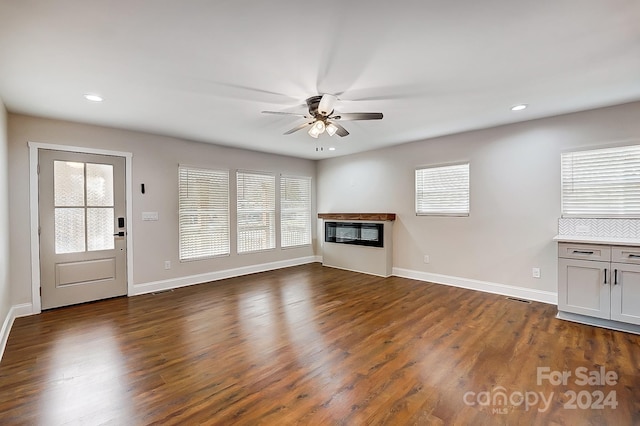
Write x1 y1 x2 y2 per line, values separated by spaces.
317 94 337 116
326 122 338 137
262 94 383 141
308 120 325 138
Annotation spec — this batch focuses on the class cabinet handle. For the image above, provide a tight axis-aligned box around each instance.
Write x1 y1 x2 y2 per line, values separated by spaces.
628 254 640 259
573 250 594 255
604 268 608 284
614 269 618 285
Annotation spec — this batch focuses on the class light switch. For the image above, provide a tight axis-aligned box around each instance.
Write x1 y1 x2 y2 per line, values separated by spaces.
142 212 159 221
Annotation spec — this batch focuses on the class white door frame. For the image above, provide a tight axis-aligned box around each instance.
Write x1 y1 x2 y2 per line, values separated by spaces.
28 142 134 314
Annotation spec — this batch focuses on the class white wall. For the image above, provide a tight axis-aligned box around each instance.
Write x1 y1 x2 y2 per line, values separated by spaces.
8 114 317 307
7 101 640 311
317 101 640 296
0 99 10 329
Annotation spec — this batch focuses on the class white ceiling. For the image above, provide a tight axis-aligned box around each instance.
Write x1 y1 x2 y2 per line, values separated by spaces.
1 1 639 160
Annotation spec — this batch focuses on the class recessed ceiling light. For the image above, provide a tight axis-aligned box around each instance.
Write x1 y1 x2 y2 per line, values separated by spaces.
511 104 527 111
84 94 104 102
329 147 336 151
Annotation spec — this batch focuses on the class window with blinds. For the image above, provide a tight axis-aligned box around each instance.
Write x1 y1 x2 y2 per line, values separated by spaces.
178 166 229 261
561 145 640 217
237 170 276 253
415 163 470 216
281 175 312 248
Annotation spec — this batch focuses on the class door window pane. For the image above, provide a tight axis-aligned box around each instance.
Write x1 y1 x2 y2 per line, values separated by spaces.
54 161 85 206
87 163 114 206
55 208 86 254
87 208 115 251
53 160 117 254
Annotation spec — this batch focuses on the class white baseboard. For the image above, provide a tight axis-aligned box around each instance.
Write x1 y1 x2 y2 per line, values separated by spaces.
132 256 321 296
321 263 391 278
1 303 33 362
392 267 558 305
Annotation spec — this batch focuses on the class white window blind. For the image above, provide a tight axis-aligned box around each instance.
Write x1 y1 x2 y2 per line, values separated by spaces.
561 145 640 217
178 166 229 261
416 163 469 216
237 170 276 253
281 175 312 248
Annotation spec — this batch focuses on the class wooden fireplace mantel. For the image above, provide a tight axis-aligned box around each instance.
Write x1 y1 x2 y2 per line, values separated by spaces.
317 213 396 221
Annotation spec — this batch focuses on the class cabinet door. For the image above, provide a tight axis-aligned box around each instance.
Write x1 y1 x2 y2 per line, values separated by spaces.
611 262 640 325
558 258 610 319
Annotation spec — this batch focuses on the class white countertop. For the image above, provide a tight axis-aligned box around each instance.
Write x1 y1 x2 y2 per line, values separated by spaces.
554 235 640 246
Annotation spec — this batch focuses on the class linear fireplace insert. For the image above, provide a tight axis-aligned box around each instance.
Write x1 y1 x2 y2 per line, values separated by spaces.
324 221 384 248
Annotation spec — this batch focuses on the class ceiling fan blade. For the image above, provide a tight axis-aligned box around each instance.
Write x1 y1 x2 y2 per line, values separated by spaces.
331 122 349 137
338 83 450 102
318 94 337 116
284 121 313 135
262 111 308 117
333 112 383 121
174 78 300 104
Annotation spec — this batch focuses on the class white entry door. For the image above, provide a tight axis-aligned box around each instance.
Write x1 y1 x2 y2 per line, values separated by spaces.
38 149 127 310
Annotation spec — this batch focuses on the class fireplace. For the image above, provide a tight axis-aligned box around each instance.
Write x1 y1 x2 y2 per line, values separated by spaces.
324 222 384 248
318 213 396 277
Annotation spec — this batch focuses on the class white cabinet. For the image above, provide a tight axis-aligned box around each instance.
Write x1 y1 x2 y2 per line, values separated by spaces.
611 262 640 324
558 257 610 319
558 242 640 326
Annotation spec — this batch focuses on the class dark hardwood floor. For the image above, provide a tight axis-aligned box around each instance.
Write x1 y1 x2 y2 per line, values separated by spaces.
1 263 639 425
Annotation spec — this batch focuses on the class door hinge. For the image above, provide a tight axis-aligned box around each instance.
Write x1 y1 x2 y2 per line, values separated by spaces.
37 164 40 175
38 226 41 236
39 287 41 296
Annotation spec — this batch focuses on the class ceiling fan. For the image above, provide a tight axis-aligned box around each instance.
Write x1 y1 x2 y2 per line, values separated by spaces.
262 94 383 138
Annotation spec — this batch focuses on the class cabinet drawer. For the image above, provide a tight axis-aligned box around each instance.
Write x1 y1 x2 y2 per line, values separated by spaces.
612 246 640 264
558 243 611 261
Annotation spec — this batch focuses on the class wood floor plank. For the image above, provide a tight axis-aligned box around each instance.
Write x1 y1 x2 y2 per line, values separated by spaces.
1 263 639 425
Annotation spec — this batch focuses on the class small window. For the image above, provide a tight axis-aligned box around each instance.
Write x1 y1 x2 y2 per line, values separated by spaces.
178 166 230 261
561 145 640 217
237 170 276 253
416 163 470 216
281 175 312 248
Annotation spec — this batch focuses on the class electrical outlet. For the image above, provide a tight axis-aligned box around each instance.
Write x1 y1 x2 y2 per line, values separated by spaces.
423 255 430 264
532 267 541 278
164 261 171 270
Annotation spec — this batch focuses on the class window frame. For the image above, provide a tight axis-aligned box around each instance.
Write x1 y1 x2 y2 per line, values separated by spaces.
280 175 312 249
415 162 470 217
561 143 640 218
236 170 276 254
178 165 230 262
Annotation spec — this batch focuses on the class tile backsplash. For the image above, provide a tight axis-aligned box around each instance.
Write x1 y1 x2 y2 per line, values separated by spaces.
558 218 640 238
